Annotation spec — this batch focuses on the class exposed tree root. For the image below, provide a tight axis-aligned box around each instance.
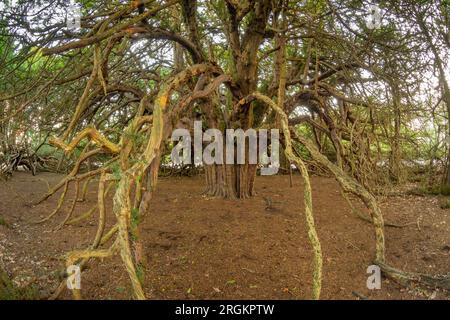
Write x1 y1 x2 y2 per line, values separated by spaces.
292 130 450 292
66 182 114 225
35 148 111 205
55 180 80 230
340 190 416 228
66 206 97 225
79 177 93 202
377 262 450 291
34 181 69 224
65 240 119 300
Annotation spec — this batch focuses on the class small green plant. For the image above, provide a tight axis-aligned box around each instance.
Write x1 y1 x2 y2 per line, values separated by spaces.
411 184 450 196
0 216 7 227
440 201 450 209
115 286 126 293
226 279 236 285
136 264 145 285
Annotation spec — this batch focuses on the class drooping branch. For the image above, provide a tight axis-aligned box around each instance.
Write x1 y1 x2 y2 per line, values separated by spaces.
291 131 386 263
236 91 323 300
108 63 223 300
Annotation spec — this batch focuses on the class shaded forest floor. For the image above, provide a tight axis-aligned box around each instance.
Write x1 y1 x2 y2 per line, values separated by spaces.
0 172 449 300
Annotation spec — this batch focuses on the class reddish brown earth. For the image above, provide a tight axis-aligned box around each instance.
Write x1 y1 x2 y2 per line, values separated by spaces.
0 171 449 300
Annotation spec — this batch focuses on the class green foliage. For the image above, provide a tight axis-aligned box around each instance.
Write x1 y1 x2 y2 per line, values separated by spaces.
130 207 140 241
111 162 121 181
35 144 63 159
77 0 96 10
413 184 450 196
440 185 450 196
123 130 147 151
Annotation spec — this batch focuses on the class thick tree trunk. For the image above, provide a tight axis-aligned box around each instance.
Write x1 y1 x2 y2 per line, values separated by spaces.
203 163 256 199
200 0 272 200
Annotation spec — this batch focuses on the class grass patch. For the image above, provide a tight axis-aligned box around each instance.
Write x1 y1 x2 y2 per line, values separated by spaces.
409 184 450 196
0 269 40 300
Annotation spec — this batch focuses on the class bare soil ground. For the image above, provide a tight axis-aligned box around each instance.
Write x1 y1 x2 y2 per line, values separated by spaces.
0 172 449 300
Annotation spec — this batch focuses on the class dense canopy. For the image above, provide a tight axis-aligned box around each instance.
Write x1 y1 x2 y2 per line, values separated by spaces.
0 0 449 300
